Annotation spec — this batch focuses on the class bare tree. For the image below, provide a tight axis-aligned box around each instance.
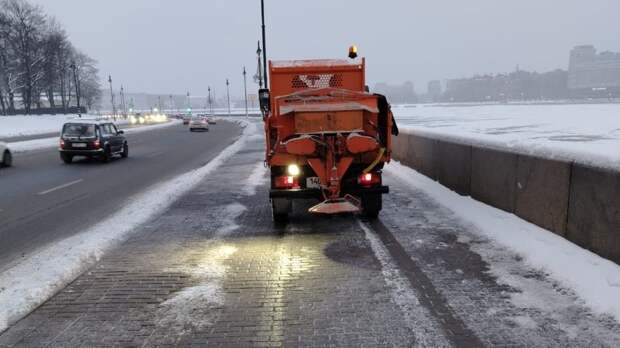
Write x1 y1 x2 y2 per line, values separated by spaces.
73 50 101 110
1 0 47 113
0 0 100 114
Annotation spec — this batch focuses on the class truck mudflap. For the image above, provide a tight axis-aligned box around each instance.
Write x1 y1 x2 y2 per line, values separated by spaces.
308 195 361 214
269 185 389 199
269 185 389 215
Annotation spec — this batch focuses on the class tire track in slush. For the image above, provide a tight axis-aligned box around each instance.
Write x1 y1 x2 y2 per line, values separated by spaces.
362 218 483 347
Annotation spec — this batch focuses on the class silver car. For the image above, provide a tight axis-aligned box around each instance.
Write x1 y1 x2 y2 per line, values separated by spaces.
0 141 12 168
189 117 209 132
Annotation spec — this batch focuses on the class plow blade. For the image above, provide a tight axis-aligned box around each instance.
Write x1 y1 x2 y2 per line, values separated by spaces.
308 195 361 215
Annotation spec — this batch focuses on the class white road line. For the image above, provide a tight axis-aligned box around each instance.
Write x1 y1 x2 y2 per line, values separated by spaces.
37 179 84 196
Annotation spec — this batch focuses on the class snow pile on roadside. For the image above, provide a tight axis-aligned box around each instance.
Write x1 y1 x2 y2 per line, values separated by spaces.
7 119 180 153
0 119 260 333
0 114 124 138
386 161 620 322
393 103 620 170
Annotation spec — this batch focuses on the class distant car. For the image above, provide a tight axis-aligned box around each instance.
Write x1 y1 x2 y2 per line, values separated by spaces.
207 116 216 125
59 121 128 164
182 115 191 125
189 117 209 132
0 141 12 168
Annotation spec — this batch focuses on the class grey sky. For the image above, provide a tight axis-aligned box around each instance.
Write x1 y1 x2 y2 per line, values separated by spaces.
33 0 620 97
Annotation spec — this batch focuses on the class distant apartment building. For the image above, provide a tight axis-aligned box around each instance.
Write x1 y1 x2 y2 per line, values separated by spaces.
568 45 620 98
427 80 442 102
373 81 417 104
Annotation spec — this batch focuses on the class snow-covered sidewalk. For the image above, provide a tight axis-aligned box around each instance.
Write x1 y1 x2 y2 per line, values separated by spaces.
386 161 620 323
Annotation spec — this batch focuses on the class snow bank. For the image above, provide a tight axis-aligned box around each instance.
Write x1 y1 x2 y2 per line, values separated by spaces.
7 119 180 153
0 114 127 138
386 161 620 322
0 119 259 333
393 104 620 170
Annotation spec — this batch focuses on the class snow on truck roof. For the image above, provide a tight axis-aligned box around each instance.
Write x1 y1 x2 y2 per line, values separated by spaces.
271 58 363 69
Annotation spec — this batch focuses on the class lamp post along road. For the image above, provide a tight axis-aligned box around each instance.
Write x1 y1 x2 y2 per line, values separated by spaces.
70 62 81 118
120 85 126 116
226 79 231 116
261 0 268 87
208 86 213 115
108 75 116 119
255 41 263 89
243 67 248 118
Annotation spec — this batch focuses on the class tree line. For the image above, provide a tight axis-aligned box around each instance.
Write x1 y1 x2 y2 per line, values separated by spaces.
0 0 101 115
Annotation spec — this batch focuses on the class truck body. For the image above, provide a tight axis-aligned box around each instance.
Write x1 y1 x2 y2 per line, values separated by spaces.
262 57 397 221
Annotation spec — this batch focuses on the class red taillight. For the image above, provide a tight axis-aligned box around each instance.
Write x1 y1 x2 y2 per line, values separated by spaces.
92 139 100 148
274 176 299 189
59 138 65 149
358 172 381 186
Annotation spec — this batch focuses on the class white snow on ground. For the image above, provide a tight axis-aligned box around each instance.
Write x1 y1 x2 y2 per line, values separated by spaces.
242 162 268 196
157 242 239 334
7 119 180 153
386 161 620 322
393 103 620 170
358 221 451 347
0 119 260 333
0 114 127 138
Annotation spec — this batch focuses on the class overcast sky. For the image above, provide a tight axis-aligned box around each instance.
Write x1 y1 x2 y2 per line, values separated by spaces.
33 0 620 97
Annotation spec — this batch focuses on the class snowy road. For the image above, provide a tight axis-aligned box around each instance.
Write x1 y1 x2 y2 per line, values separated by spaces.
0 121 242 269
1 123 619 347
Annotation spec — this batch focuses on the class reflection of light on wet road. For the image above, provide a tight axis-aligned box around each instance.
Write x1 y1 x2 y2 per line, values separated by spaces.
156 242 238 336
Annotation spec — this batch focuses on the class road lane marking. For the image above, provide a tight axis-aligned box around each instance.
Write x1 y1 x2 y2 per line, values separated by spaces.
37 179 84 196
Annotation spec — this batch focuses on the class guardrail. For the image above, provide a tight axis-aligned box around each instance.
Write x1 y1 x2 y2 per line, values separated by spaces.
392 131 620 265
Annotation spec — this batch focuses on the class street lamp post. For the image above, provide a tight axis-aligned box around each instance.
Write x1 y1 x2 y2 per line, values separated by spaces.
208 86 213 115
255 41 263 88
70 61 81 118
108 75 116 119
243 67 248 118
120 85 126 117
186 92 191 114
226 79 231 116
260 0 268 87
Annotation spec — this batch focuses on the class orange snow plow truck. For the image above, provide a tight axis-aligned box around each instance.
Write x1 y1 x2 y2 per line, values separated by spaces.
260 48 399 222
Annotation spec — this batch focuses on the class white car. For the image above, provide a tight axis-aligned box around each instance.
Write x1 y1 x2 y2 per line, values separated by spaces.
189 117 209 132
0 141 12 168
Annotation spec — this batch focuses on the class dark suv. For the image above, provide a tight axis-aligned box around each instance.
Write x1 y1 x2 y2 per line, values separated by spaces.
59 121 128 164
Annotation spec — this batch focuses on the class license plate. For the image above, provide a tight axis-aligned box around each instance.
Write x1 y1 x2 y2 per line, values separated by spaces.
72 143 87 148
306 177 321 189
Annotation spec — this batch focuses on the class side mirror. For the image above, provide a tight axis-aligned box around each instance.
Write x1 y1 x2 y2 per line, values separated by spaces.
259 88 271 113
117 130 124 135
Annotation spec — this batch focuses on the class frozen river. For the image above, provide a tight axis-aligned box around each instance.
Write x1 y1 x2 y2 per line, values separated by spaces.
393 103 620 170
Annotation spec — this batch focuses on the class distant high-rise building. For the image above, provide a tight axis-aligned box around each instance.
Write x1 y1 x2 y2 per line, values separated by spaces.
568 45 620 98
427 80 442 102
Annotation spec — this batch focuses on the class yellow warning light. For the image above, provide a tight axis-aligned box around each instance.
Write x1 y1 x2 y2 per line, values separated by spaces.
348 45 358 59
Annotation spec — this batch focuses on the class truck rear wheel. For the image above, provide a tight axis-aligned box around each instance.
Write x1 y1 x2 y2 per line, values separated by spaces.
362 193 382 219
272 198 291 223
